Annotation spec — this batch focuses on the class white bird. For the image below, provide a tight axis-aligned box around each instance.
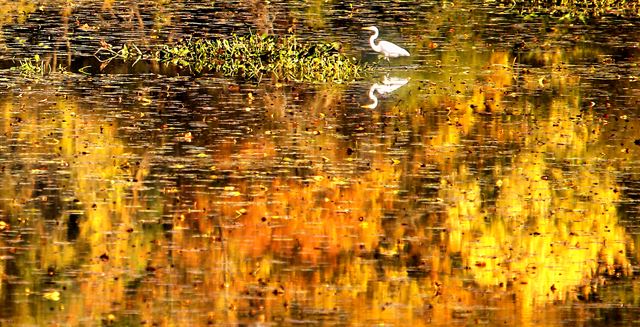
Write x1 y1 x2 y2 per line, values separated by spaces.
362 26 410 60
362 76 409 109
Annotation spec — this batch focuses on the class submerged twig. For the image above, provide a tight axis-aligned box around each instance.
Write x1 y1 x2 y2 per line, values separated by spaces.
94 41 144 70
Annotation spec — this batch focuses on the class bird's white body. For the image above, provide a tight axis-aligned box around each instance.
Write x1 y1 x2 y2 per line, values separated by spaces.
362 26 410 59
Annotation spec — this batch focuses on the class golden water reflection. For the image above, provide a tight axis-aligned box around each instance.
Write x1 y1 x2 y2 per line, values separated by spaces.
1 2 640 325
1 51 638 326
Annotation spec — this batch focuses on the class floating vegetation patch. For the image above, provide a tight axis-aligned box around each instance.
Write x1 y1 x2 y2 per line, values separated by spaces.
503 0 640 20
156 33 368 83
13 34 367 83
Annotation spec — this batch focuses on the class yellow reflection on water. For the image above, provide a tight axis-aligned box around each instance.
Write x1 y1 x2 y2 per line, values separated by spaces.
0 18 638 327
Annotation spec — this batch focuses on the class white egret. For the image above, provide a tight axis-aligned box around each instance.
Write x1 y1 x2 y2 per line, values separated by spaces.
362 26 410 60
362 76 409 109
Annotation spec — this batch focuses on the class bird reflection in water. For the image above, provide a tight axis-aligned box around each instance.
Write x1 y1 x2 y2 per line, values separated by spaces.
361 76 409 109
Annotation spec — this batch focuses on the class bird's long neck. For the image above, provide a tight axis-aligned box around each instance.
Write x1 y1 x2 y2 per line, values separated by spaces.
369 84 379 98
366 84 380 108
369 30 381 52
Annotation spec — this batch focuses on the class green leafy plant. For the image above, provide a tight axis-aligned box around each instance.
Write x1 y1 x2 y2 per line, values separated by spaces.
13 54 45 77
156 33 368 83
11 54 67 78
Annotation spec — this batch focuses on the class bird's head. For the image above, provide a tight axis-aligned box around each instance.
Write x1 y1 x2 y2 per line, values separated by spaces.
362 26 378 32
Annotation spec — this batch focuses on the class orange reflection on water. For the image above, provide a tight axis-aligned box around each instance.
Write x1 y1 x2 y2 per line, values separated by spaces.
0 24 639 326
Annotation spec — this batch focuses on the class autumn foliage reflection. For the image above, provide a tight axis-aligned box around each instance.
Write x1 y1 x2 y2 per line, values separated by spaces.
0 10 639 327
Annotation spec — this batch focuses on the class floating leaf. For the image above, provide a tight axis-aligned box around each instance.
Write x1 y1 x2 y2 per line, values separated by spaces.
43 291 60 301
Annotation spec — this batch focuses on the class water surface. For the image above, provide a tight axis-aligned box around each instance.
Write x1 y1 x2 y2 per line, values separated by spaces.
1 1 640 326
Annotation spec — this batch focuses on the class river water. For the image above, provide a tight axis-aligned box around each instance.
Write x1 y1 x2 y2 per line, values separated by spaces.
1 1 640 326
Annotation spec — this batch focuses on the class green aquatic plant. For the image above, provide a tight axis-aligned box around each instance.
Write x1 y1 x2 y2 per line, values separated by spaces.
12 54 44 77
157 33 368 83
11 54 67 78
